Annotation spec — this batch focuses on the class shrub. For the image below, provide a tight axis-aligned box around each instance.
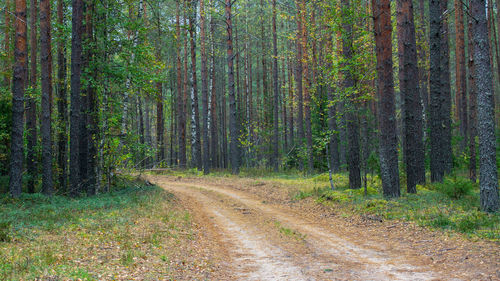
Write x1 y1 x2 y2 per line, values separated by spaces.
434 177 476 199
0 222 11 242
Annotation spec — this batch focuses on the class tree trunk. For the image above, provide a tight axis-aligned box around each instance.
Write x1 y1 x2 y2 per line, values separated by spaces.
189 0 201 170
440 0 453 174
40 0 53 195
372 0 400 197
429 0 448 182
468 4 477 183
226 0 239 174
301 0 314 172
70 0 83 196
342 0 361 189
272 0 279 172
470 0 499 212
455 0 468 151
26 0 37 193
176 1 186 168
210 11 219 169
9 0 27 197
295 2 304 170
396 0 425 193
156 82 165 165
200 0 210 174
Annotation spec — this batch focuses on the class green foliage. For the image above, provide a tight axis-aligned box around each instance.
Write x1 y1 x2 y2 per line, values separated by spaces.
432 176 476 199
288 173 499 240
0 90 11 176
0 222 11 242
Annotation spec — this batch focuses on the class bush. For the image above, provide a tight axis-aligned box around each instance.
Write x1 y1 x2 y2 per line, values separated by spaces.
434 177 476 199
0 222 11 242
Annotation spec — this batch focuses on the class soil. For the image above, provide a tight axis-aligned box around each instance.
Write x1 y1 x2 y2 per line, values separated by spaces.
144 174 500 281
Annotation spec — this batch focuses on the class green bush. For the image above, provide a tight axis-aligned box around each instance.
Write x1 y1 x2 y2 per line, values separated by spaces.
0 221 11 242
434 177 476 199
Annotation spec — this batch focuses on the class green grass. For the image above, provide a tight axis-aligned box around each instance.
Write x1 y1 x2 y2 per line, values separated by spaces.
289 173 499 240
0 177 194 280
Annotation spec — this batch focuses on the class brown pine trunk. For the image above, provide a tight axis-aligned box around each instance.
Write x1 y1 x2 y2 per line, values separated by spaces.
396 0 425 193
455 0 468 152
26 0 37 193
40 0 53 195
372 0 400 197
9 0 27 197
176 1 185 168
181 2 189 168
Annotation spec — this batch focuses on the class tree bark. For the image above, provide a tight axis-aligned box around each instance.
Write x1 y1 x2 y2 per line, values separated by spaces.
3 0 12 87
40 0 53 195
176 0 186 168
70 0 83 196
26 0 37 193
455 0 468 151
372 0 400 197
470 0 499 212
9 0 27 197
468 3 477 182
396 0 425 193
295 1 304 170
226 0 239 174
342 0 361 189
200 0 210 174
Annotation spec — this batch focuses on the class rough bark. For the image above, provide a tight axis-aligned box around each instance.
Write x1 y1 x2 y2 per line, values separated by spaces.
70 0 83 196
9 0 27 197
455 0 468 151
301 0 313 172
210 11 218 169
440 0 453 174
467 5 477 182
26 0 37 193
343 0 361 189
3 0 12 87
226 0 239 174
396 0 425 193
40 0 53 195
372 0 400 197
470 0 499 212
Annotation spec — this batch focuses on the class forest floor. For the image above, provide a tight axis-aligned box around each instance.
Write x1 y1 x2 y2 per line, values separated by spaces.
145 173 500 281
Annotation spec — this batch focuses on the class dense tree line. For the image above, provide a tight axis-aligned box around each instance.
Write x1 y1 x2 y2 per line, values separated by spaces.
0 0 498 212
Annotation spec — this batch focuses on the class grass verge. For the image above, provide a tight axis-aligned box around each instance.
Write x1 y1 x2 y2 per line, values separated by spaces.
0 176 207 280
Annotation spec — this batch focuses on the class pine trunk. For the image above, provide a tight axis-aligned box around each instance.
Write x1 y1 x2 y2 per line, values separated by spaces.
470 0 500 212
396 0 425 193
272 0 279 172
26 0 37 193
226 0 239 174
9 0 27 197
200 0 210 174
372 0 400 197
69 0 83 196
189 0 201 170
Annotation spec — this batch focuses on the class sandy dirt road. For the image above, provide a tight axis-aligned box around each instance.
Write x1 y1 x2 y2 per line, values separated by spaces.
145 174 499 281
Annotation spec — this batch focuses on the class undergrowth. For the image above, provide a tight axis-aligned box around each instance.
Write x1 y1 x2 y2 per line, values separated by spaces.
0 177 193 280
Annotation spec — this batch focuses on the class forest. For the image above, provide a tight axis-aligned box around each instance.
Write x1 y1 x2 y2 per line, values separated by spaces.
2 0 499 210
0 0 499 278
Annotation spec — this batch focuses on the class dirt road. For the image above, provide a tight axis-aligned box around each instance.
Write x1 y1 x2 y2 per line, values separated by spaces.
145 174 499 281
